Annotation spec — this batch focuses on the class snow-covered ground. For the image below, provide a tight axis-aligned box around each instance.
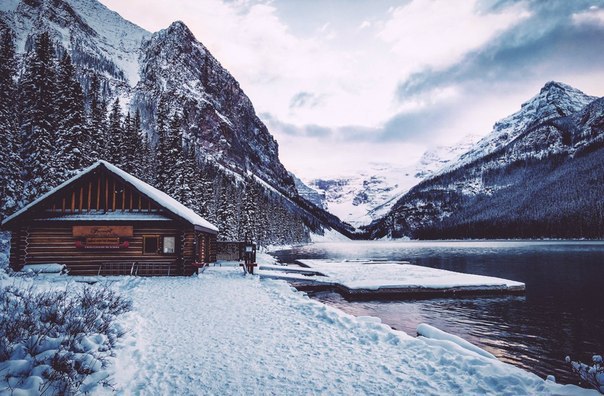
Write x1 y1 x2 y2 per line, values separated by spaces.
98 266 591 395
294 259 524 291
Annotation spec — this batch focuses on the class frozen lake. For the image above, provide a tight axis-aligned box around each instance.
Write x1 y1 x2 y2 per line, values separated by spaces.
271 240 604 385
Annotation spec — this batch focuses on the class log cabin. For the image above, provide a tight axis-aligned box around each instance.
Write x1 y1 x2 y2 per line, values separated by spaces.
1 160 218 276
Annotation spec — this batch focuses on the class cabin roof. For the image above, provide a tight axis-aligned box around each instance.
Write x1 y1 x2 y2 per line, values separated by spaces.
1 160 219 233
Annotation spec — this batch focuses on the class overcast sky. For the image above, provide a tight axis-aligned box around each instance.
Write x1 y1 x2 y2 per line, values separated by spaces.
100 0 604 181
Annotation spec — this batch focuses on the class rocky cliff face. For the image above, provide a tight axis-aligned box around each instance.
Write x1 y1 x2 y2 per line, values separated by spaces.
0 0 351 239
1 0 296 197
367 82 604 239
134 21 297 197
305 135 480 228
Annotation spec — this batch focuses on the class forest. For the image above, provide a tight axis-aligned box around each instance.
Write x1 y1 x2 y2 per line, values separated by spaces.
0 30 324 246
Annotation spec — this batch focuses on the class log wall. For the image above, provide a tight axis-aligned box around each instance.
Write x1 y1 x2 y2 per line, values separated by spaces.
12 222 202 276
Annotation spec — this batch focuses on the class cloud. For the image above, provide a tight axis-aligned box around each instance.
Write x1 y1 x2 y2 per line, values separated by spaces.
289 91 323 109
260 113 332 138
377 0 530 75
396 1 604 101
572 6 604 26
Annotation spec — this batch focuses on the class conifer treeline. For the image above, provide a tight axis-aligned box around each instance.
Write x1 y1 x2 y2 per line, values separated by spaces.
0 31 310 245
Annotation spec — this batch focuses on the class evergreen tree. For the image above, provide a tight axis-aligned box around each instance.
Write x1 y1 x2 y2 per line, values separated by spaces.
56 52 87 176
154 97 170 190
131 109 146 176
240 176 259 242
87 74 106 161
0 29 23 216
164 113 185 197
19 32 59 201
139 127 153 182
106 98 124 166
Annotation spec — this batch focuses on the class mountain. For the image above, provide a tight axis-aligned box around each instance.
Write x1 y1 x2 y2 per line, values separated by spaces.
304 135 480 228
0 0 352 242
367 82 604 239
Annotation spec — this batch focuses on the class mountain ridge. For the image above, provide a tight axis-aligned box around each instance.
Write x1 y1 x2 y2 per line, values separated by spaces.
366 81 604 239
0 0 353 242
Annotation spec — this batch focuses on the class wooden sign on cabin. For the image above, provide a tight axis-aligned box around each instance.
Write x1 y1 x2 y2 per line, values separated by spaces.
72 225 133 238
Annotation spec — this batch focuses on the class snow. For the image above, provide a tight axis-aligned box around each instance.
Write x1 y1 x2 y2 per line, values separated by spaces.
99 268 592 395
295 259 525 291
417 323 496 360
0 0 19 12
306 135 480 227
64 0 150 85
2 161 218 233
22 263 66 274
39 211 173 222
310 227 350 242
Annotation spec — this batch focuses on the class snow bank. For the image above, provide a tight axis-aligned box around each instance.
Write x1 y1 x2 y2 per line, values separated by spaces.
417 323 496 360
106 268 593 395
22 263 67 275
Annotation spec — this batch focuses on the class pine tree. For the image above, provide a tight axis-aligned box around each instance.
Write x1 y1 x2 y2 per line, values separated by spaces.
56 52 87 177
165 113 185 197
139 126 153 182
88 74 106 161
106 98 124 166
0 29 23 216
19 32 59 201
154 97 170 190
240 176 259 242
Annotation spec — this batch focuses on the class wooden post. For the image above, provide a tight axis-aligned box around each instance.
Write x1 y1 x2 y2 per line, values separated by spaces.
122 185 126 212
112 180 116 212
87 181 92 211
71 191 75 212
79 186 83 212
105 177 109 212
97 176 101 211
62 197 66 213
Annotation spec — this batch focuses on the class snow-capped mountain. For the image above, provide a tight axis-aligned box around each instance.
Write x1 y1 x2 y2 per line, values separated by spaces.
0 0 296 195
304 134 480 227
367 81 604 239
0 0 352 239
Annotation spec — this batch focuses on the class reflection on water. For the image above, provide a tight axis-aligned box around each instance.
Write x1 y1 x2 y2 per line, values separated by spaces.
271 240 604 385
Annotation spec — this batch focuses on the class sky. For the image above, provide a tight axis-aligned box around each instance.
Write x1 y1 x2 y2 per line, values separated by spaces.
99 0 604 181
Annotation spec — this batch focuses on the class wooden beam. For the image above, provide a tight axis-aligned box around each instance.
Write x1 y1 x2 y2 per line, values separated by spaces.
105 177 109 212
62 197 66 213
71 191 75 213
129 188 133 212
87 181 92 211
97 176 101 211
112 180 116 212
122 185 126 212
79 186 83 212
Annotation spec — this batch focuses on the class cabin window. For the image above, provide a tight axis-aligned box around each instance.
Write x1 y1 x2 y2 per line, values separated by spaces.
143 236 159 254
163 236 176 254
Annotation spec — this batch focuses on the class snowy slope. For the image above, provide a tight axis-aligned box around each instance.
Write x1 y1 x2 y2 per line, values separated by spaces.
0 0 352 238
306 134 480 227
367 82 604 239
439 82 596 175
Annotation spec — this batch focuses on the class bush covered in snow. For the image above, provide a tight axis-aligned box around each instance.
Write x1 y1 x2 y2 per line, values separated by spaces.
566 354 604 394
0 284 131 394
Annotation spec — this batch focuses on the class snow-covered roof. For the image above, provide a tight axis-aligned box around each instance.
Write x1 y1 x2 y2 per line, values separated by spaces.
2 160 218 233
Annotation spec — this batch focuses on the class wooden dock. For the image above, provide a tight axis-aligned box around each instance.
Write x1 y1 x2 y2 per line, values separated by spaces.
258 260 525 300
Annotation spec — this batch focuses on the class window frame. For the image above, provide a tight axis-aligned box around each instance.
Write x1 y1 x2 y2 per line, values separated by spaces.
143 235 160 255
162 236 177 255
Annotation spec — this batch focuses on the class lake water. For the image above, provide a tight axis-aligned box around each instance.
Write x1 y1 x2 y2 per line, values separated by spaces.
270 240 604 386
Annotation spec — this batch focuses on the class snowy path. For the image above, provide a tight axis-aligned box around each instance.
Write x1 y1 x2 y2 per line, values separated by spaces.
108 268 594 395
